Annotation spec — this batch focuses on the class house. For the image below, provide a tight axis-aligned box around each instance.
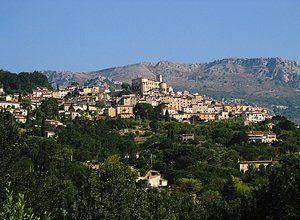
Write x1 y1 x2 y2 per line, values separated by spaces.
132 77 160 95
105 107 117 118
45 119 64 127
45 130 55 138
179 133 194 142
224 104 243 114
216 111 229 120
238 160 274 173
247 131 277 144
32 87 50 98
0 101 21 109
82 161 102 170
118 94 138 106
172 114 185 122
137 170 168 188
14 115 27 123
243 112 266 123
182 107 193 114
116 105 134 118
162 107 177 116
71 111 81 120
11 108 28 117
199 112 216 121
81 87 92 95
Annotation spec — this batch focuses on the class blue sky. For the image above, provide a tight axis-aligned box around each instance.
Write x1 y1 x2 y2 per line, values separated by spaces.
1 0 300 72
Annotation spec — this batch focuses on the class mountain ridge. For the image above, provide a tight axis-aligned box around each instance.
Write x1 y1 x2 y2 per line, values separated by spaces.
41 57 300 122
42 57 300 85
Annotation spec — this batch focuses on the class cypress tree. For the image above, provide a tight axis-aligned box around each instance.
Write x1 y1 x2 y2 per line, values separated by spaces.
41 116 46 137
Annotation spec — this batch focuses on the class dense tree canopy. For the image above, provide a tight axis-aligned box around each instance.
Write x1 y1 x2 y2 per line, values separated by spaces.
0 70 52 94
1 109 300 219
40 98 59 119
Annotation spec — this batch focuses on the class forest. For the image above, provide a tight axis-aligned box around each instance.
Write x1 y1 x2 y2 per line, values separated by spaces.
0 97 300 219
0 70 52 94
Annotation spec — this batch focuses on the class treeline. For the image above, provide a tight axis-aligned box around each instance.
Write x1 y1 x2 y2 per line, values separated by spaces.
0 111 208 219
1 101 300 219
0 70 52 94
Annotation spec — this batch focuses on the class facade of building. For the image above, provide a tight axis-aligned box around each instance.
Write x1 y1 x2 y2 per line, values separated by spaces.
14 115 27 123
106 107 117 118
247 131 277 144
0 101 21 109
137 170 168 188
179 134 195 142
116 105 134 118
132 77 160 95
199 112 216 121
238 160 274 172
243 112 266 123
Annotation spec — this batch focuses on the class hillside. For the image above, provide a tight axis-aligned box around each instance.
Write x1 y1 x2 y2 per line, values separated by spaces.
0 70 52 93
41 70 121 90
42 58 300 122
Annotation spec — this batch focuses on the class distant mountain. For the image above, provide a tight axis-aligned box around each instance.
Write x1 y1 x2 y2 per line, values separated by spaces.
41 58 300 122
41 70 121 89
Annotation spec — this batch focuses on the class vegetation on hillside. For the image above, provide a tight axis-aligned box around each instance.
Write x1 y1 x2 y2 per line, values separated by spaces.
1 101 300 219
0 70 52 94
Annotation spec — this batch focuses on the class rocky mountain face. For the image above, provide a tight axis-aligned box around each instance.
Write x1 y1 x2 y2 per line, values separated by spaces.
42 70 120 89
91 58 300 85
42 58 300 122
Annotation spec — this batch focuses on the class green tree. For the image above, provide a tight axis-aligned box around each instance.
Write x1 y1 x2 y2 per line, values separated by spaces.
21 98 32 110
0 70 51 94
95 101 105 108
121 82 131 91
245 154 300 219
18 90 22 102
229 131 248 145
222 175 237 201
0 112 20 183
90 158 138 219
177 178 203 194
40 98 59 119
153 103 166 120
0 182 49 220
149 119 158 132
164 110 171 122
70 82 79 87
211 127 233 146
134 103 153 120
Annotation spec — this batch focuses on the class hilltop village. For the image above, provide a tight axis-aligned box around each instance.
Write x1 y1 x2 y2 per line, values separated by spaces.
0 73 278 151
0 75 270 124
0 75 277 147
1 72 300 219
1 1 300 217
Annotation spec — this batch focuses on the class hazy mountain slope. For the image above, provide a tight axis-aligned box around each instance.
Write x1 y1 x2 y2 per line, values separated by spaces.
91 58 300 85
42 70 120 89
92 63 156 82
42 71 98 86
42 58 300 122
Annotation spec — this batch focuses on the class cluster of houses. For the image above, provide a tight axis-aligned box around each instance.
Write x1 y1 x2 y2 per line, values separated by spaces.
129 75 271 124
0 75 276 142
0 75 272 125
0 77 280 186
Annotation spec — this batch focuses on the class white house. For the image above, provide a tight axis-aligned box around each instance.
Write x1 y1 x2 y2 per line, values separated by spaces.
137 170 168 188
